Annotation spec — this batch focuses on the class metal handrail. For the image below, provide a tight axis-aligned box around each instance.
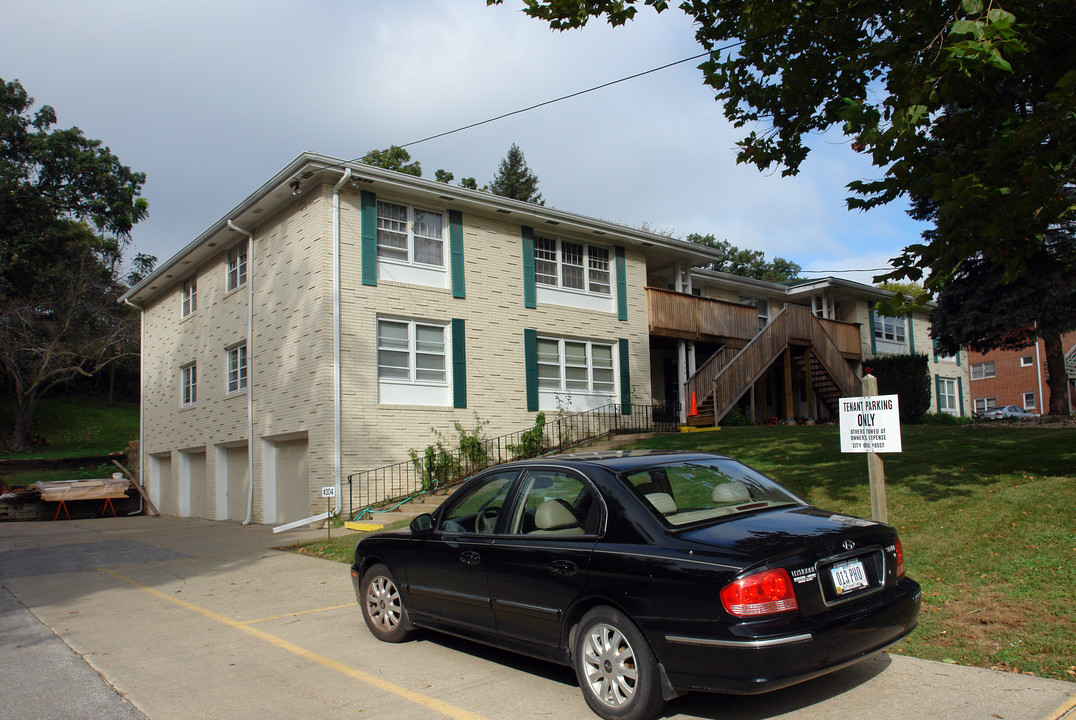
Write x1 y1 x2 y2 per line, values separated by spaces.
345 403 678 519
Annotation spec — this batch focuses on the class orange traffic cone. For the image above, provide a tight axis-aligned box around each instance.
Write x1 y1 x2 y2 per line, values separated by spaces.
689 391 697 416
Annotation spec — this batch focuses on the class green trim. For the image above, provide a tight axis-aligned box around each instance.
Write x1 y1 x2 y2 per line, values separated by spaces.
452 319 466 409
615 246 628 321
955 350 961 366
935 374 941 411
868 310 877 355
524 329 539 411
957 376 964 417
907 314 915 354
932 338 938 363
619 338 631 414
449 210 465 299
521 226 536 309
360 191 378 287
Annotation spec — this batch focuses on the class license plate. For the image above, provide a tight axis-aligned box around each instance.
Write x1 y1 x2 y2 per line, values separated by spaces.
830 559 868 595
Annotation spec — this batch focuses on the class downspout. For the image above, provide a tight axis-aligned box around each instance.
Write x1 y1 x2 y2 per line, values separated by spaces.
1033 320 1044 413
332 168 350 516
228 219 255 525
122 297 145 516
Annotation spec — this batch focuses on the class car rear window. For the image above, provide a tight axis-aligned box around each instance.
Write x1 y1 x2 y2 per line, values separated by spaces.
622 458 803 526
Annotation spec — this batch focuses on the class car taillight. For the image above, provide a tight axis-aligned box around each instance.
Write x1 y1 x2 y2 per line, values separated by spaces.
720 568 799 617
894 538 905 577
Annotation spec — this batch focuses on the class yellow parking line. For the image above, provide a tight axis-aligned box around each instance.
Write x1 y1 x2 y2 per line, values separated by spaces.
241 603 356 625
98 568 488 720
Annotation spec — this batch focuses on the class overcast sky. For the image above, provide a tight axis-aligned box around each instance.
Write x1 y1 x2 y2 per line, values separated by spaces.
3 0 925 284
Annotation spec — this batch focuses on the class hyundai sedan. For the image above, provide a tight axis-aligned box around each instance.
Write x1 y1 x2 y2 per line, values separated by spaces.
351 450 921 720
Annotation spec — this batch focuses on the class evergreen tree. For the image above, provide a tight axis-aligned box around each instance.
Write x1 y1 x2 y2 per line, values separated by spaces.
488 144 544 204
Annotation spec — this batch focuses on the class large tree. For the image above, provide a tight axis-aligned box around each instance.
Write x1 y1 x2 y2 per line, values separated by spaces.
931 235 1076 415
494 0 1074 288
0 78 148 450
488 143 544 204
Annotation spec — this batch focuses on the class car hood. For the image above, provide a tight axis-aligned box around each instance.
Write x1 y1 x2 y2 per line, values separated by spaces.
678 506 893 566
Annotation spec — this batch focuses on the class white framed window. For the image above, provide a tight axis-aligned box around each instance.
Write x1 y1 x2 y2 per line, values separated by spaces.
971 361 995 380
873 312 905 343
376 200 444 267
181 363 197 406
226 343 247 393
1020 355 1033 367
227 247 247 292
740 296 770 330
974 397 996 414
377 318 449 405
534 236 611 295
181 277 197 317
536 336 616 400
1023 392 1036 410
937 377 958 414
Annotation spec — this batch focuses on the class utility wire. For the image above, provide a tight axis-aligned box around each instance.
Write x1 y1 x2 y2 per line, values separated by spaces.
391 51 711 151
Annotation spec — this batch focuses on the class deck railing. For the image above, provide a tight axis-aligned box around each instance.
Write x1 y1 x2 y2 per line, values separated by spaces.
345 403 678 519
647 287 759 342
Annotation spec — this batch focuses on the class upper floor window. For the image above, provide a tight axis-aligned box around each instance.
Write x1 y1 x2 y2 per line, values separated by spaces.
874 312 905 343
376 201 444 267
535 236 610 295
971 361 996 380
181 363 197 406
1020 355 1033 367
181 277 197 317
740 296 770 331
227 247 247 292
537 337 615 395
227 343 247 393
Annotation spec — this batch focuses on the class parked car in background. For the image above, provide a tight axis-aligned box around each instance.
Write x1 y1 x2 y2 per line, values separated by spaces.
352 450 921 720
982 405 1040 420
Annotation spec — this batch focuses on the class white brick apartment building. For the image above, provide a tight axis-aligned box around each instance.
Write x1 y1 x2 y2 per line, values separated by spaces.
122 153 967 527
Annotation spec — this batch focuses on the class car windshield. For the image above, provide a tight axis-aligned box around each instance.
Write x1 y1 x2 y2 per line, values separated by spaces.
621 457 804 526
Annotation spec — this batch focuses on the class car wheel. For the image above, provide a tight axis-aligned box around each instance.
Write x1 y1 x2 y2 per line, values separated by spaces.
573 607 665 720
360 563 414 643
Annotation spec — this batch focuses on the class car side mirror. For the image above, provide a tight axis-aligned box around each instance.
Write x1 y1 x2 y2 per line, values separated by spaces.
410 513 433 534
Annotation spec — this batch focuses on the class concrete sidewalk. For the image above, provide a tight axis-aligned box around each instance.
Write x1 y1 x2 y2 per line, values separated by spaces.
1 516 1073 720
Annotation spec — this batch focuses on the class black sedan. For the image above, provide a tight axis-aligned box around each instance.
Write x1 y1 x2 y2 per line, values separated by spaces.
351 451 921 720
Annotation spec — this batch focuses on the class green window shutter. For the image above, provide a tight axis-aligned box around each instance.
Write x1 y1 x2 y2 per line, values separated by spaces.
450 210 465 299
906 314 915 354
522 226 536 309
615 246 628 321
868 310 877 354
452 319 467 409
934 375 941 411
957 376 964 417
619 338 631 415
360 191 378 287
955 350 961 366
932 339 938 363
524 329 538 411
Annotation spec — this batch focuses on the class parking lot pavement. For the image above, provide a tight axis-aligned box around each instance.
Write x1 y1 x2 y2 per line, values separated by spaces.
1 516 1074 720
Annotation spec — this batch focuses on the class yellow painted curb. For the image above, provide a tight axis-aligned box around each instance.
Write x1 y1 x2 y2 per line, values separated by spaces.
678 425 722 433
344 521 383 532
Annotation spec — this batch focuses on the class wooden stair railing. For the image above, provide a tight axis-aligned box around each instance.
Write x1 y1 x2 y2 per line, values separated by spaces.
709 307 792 423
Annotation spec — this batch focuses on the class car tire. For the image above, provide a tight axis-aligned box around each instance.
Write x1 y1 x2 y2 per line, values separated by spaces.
360 563 414 643
573 606 665 720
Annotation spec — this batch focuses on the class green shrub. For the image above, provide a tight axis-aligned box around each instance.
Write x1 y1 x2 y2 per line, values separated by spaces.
864 354 931 423
721 408 752 426
918 411 972 426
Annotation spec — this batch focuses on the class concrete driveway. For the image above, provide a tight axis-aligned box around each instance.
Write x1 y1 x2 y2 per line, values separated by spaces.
2 516 1073 720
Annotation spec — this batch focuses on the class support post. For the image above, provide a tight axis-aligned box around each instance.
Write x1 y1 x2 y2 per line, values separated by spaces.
862 374 888 523
783 349 794 420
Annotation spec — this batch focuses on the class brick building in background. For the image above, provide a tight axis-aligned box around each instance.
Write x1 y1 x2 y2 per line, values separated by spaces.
967 331 1076 416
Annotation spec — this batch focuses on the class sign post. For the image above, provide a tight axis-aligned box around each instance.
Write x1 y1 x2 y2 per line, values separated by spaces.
838 374 901 523
321 486 336 540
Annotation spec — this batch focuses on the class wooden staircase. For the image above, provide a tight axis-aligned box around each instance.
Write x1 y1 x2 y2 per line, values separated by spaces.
685 304 861 426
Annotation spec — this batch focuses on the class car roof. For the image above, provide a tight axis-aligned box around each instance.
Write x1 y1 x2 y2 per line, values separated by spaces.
519 449 728 473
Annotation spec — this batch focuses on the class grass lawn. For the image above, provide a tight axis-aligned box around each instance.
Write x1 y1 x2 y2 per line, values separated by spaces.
295 424 1076 682
0 393 139 485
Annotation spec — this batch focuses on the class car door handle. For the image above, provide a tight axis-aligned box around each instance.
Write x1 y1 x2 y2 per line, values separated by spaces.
460 550 481 566
550 560 578 576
